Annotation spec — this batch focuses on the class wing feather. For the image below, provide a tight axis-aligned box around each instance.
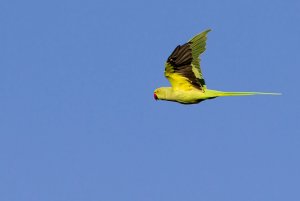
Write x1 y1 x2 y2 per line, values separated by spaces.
164 29 211 91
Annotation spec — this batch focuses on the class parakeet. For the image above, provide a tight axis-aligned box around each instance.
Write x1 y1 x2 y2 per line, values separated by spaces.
154 29 280 104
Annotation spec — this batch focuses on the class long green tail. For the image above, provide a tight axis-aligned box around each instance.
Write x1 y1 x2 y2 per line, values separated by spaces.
217 91 281 97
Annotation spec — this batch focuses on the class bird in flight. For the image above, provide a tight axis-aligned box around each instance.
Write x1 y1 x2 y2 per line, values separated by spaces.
154 29 280 104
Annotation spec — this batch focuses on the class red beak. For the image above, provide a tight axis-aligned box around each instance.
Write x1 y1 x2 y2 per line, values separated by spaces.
154 93 158 100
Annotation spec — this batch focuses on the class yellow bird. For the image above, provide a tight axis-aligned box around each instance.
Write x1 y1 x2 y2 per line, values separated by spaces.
154 29 280 104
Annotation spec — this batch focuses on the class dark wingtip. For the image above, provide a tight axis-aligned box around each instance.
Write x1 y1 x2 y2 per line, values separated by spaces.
204 29 212 34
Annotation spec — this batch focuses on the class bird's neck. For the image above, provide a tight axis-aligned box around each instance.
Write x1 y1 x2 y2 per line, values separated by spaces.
158 87 173 100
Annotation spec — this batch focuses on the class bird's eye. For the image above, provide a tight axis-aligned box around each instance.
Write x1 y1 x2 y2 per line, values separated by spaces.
154 93 158 100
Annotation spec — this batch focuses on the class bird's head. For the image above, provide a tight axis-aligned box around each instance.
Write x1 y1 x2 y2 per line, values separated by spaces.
154 87 171 101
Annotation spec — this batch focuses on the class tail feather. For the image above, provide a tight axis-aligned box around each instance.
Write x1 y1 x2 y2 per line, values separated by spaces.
217 91 281 97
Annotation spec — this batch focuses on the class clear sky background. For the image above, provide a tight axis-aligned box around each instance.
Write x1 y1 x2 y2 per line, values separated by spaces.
1 0 300 200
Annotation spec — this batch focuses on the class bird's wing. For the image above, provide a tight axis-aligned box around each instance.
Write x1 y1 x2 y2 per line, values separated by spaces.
164 29 211 91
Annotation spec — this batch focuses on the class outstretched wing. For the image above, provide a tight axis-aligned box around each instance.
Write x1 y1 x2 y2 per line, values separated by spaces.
164 29 211 91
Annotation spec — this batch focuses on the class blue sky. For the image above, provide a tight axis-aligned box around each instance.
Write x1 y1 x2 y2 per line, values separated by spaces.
1 0 300 200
